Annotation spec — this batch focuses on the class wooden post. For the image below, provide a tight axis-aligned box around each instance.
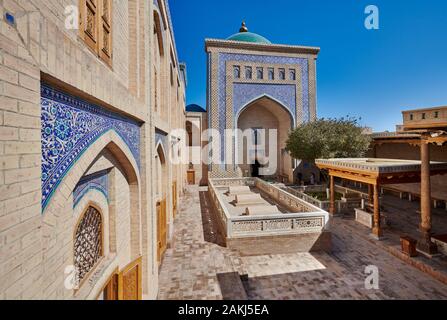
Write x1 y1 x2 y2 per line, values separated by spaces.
417 141 437 254
372 183 382 239
329 175 335 215
368 184 373 205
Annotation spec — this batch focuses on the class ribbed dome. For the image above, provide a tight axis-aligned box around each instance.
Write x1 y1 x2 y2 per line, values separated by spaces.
226 22 271 44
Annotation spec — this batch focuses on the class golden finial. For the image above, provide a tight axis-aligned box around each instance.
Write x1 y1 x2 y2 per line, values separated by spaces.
239 21 248 33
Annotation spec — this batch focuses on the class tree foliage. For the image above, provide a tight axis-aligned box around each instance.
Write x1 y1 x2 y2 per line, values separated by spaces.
286 117 372 161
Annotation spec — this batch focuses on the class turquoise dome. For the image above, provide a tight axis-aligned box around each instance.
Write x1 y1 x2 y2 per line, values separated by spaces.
226 31 271 44
226 22 271 44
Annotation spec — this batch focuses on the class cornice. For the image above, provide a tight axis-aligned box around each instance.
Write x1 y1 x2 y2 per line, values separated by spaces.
205 38 320 56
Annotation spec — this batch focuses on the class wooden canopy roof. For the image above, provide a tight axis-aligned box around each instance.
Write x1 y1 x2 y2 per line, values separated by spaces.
316 158 447 186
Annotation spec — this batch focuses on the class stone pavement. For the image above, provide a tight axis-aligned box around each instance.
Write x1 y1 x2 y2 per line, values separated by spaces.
157 186 447 300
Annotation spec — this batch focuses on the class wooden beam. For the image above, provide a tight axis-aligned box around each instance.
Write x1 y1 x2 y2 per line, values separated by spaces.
373 139 421 146
328 169 377 185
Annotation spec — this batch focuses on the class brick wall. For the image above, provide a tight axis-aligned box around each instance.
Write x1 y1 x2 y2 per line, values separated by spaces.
227 231 332 257
0 0 187 300
0 0 43 300
0 0 150 300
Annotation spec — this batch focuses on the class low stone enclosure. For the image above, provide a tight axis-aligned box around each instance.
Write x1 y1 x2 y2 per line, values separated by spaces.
284 184 363 214
208 178 332 256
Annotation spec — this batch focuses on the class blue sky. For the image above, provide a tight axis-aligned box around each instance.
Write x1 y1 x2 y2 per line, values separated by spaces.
170 0 447 132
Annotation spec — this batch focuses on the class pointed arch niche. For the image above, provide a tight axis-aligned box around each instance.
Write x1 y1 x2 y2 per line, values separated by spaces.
235 95 294 180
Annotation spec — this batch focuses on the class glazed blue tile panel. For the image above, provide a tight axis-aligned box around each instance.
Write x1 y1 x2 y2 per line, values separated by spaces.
217 53 309 164
41 84 141 212
73 171 109 209
155 130 168 154
233 83 296 121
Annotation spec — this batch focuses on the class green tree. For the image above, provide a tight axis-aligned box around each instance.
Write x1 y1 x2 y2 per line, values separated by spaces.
286 117 372 161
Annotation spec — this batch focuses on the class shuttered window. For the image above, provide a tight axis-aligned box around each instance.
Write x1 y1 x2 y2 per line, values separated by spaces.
79 0 113 67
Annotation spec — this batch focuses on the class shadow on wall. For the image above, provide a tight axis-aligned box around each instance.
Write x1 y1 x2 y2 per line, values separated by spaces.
293 161 322 185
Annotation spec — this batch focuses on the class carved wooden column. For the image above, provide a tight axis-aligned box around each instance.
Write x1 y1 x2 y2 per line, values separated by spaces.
417 140 437 254
329 175 335 215
372 183 382 239
368 184 373 205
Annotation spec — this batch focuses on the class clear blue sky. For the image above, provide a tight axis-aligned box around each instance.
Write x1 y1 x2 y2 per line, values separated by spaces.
170 0 447 132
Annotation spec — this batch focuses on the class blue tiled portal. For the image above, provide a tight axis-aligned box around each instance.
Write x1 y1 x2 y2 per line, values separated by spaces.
233 83 296 121
155 130 168 154
216 52 309 165
41 84 141 212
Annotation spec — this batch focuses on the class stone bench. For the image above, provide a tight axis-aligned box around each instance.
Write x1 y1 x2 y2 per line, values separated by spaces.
228 186 251 195
234 194 266 206
243 205 280 216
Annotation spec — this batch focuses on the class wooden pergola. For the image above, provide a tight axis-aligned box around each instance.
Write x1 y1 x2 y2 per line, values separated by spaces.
316 158 447 240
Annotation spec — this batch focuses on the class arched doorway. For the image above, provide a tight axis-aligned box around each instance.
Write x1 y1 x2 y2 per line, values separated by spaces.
236 96 294 180
155 143 168 264
251 159 261 177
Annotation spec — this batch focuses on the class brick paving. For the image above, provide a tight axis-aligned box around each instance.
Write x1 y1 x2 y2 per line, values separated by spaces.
157 186 447 300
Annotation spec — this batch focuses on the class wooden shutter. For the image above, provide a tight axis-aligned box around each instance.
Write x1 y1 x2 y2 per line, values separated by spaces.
99 0 112 66
79 0 99 53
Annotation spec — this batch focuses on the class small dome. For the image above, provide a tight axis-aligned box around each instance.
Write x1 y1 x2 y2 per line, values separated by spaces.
186 104 206 113
226 22 271 44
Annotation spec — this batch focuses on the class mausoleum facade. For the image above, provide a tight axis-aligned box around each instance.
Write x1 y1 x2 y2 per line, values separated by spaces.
205 23 319 183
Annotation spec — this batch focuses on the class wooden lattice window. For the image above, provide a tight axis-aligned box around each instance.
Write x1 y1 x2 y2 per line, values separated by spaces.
79 0 112 67
74 206 103 286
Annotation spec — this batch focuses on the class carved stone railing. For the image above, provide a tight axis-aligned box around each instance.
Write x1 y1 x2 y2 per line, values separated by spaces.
254 178 318 213
229 212 326 238
209 178 329 239
284 185 364 213
208 179 231 233
284 186 325 209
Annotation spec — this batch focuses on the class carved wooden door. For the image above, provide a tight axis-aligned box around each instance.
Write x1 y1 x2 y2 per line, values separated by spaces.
187 170 195 185
157 200 167 264
103 273 119 300
119 257 142 300
172 181 177 217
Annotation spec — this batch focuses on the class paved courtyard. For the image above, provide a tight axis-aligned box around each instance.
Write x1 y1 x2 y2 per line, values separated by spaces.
157 186 447 300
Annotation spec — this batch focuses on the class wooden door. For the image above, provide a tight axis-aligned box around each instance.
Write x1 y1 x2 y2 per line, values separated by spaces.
96 269 119 300
119 257 142 300
187 170 195 185
172 181 177 216
103 273 119 300
157 200 167 264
